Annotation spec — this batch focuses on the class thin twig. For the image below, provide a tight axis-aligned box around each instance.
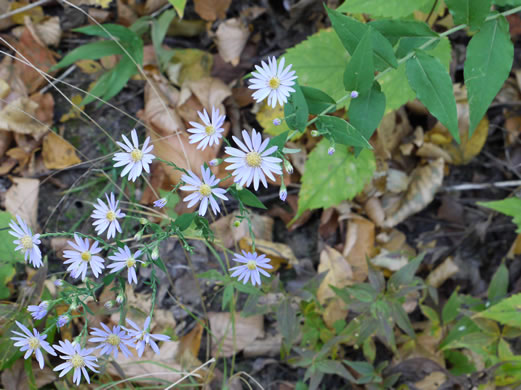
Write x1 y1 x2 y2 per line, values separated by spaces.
443 180 521 192
164 358 216 390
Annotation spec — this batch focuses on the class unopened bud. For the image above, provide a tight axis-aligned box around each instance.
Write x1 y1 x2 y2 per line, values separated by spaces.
273 118 281 126
350 90 359 99
151 246 159 260
54 279 63 287
279 188 287 202
139 218 148 225
209 158 222 167
235 184 243 191
284 160 294 174
57 315 69 328
133 230 143 241
328 146 335 155
233 220 241 228
70 302 78 311
310 130 320 137
116 295 124 304
104 301 113 309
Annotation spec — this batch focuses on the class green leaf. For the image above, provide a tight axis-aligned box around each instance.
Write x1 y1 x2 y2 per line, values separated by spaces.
284 82 309 132
406 50 459 141
235 188 267 209
380 36 451 113
52 40 124 70
444 350 476 375
316 116 372 148
337 0 432 18
221 284 233 310
445 0 492 30
327 7 397 72
174 212 195 231
197 269 226 281
0 212 25 264
390 301 415 338
284 29 350 102
152 10 176 69
480 293 521 327
343 29 374 94
488 263 509 302
494 0 521 5
276 298 299 348
267 130 289 151
168 0 187 17
464 16 513 136
479 197 521 232
0 265 14 299
388 254 424 289
349 82 385 144
442 290 461 324
301 86 336 115
296 140 375 219
315 360 356 381
369 19 437 46
74 23 138 40
439 316 481 350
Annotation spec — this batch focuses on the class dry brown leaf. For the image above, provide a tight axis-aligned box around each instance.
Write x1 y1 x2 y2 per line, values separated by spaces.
215 18 250 66
374 109 412 159
384 158 444 228
426 257 459 288
5 177 39 230
507 233 521 259
176 323 203 368
239 237 298 270
343 217 375 282
25 16 62 47
42 131 81 169
208 312 263 357
211 210 273 248
414 372 447 390
364 197 385 226
0 131 12 158
50 237 72 260
30 92 54 125
317 246 353 304
182 77 231 115
370 249 409 272
0 97 48 138
194 0 232 21
0 0 14 31
1 359 56 390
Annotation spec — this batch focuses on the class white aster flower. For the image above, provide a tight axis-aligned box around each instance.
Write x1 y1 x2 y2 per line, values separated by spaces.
107 246 143 285
249 56 297 107
224 129 282 190
11 321 56 369
153 198 167 208
63 234 105 281
113 129 155 182
8 215 42 268
88 323 134 358
229 251 273 286
27 301 48 320
91 192 125 239
53 340 99 385
124 317 170 358
187 107 225 150
180 165 228 216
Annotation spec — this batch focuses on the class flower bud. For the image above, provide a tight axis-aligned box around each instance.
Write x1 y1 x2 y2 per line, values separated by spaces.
328 146 335 155
273 118 282 126
233 220 241 228
310 130 320 137
350 90 359 99
151 246 159 260
284 160 294 174
70 301 78 311
209 158 222 167
133 230 143 241
104 301 113 309
235 184 243 191
139 218 148 225
153 198 167 208
57 315 69 328
116 295 124 304
54 279 63 287
279 188 287 202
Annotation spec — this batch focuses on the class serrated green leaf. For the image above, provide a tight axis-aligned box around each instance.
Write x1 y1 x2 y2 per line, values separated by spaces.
349 82 385 144
296 140 375 219
488 263 509 302
406 50 459 141
465 16 513 136
445 0 492 30
301 86 336 115
284 29 350 102
315 360 355 381
343 29 374 94
380 37 451 112
284 82 309 132
316 116 372 148
337 0 432 18
480 293 521 327
327 7 397 71
479 197 521 232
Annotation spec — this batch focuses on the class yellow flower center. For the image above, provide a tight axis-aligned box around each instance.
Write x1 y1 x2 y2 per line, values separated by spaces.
199 184 212 197
20 235 33 250
136 331 146 342
269 77 280 90
126 257 136 268
81 251 91 262
130 149 143 162
107 334 120 346
247 260 257 270
70 354 85 369
245 152 262 168
28 337 40 350
204 125 215 135
106 211 116 221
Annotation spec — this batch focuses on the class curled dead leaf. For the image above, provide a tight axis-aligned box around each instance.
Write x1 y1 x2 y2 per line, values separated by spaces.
209 312 264 357
215 18 249 66
426 257 459 288
317 245 353 304
194 0 232 21
0 97 48 139
239 237 298 270
343 217 375 282
5 177 39 230
42 131 81 169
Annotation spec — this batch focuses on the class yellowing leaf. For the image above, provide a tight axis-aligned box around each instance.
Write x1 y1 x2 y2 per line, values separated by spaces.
42 131 81 169
76 59 103 74
256 102 295 138
59 95 84 122
9 2 44 24
169 49 213 85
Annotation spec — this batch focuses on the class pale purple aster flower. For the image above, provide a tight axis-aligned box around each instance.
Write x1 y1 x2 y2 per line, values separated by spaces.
107 245 143 285
8 215 42 268
113 129 155 182
224 129 282 190
153 198 167 208
53 340 99 385
88 323 134 358
57 315 69 328
180 165 228 216
27 301 48 320
273 118 281 126
249 56 297 108
123 317 170 358
54 279 63 287
229 251 273 286
351 90 359 99
63 234 105 281
187 106 225 150
11 321 56 369
328 147 335 156
91 192 125 239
